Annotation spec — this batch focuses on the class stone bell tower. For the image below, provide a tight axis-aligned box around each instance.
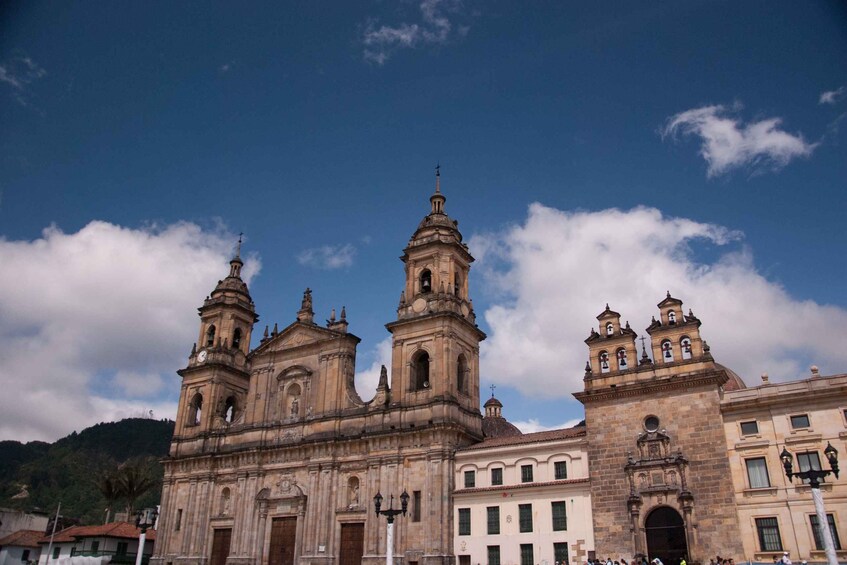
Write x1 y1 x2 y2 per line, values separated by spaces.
385 167 485 429
575 294 742 564
171 241 259 456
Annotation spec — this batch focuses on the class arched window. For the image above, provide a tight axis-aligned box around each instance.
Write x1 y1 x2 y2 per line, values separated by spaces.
457 354 468 394
224 396 236 423
599 351 610 374
420 269 432 294
189 393 203 426
616 348 628 370
413 351 430 390
606 322 614 336
668 311 677 325
206 325 216 347
680 337 692 360
220 488 231 515
347 476 360 507
661 339 674 362
232 328 242 349
454 273 462 297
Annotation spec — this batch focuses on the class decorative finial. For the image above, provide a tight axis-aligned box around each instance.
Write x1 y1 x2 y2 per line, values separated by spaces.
489 383 496 398
236 232 243 258
625 320 631 329
298 288 315 323
605 303 610 311
329 308 336 323
584 361 591 374
340 306 346 320
666 290 671 298
435 163 441 193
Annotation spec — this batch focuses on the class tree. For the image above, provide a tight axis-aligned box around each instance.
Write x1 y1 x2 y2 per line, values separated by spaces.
94 470 123 524
118 461 157 516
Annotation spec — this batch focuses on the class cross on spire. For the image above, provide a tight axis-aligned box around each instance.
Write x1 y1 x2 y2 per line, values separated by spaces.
236 232 243 258
435 162 441 193
489 383 496 398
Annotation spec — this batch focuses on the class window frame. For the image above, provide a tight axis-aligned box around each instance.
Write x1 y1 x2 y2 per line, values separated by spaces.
740 420 759 436
458 508 471 536
464 470 476 488
487 506 500 535
518 503 533 533
487 546 501 565
554 461 567 480
553 543 569 565
491 467 503 486
412 490 422 522
755 517 783 552
552 501 567 531
790 413 811 429
745 457 771 489
520 544 534 565
810 513 842 550
520 464 534 483
797 451 824 484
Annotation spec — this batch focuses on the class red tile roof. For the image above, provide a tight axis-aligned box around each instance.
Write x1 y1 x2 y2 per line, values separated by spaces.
38 522 156 544
0 529 45 548
459 426 586 451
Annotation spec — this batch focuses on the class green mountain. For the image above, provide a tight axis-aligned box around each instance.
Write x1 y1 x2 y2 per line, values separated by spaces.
0 418 174 526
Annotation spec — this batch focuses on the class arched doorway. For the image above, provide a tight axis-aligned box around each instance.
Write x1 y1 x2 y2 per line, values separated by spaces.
645 506 688 565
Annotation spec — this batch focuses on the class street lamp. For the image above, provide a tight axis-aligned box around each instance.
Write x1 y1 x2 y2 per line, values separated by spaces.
780 442 840 565
134 507 159 565
373 490 409 565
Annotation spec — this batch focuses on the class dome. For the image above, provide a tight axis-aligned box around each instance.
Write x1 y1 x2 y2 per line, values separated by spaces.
716 363 747 391
482 396 522 439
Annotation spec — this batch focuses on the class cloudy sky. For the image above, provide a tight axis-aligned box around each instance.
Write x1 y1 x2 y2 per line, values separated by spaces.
1 1 846 441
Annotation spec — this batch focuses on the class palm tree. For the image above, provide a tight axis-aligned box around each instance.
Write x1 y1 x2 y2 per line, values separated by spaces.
118 462 157 517
94 470 124 524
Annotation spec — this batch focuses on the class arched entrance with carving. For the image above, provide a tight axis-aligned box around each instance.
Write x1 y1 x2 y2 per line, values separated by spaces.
645 506 687 565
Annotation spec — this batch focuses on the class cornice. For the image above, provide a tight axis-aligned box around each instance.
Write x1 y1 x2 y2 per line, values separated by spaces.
574 370 728 404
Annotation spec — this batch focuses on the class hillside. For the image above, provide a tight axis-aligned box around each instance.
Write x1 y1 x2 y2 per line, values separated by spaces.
0 418 174 526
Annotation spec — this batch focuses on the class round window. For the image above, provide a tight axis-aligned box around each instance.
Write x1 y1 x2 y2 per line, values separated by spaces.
644 415 660 432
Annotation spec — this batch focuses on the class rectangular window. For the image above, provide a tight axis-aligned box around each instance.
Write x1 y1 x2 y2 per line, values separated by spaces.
520 544 534 565
745 457 771 488
552 501 567 531
175 508 183 531
21 550 30 562
554 461 567 480
797 452 824 484
459 557 471 565
790 414 811 429
90 541 99 553
519 503 533 532
491 468 503 486
810 514 842 550
487 546 501 565
553 543 569 565
464 470 476 488
740 421 759 435
521 464 533 483
413 491 422 522
487 506 500 535
53 548 60 560
116 543 128 556
458 508 471 536
755 517 783 551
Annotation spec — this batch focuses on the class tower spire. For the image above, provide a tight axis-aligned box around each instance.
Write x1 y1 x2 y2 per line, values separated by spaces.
235 232 243 259
430 165 446 214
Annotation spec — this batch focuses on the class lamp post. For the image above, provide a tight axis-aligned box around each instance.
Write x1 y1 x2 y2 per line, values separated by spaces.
373 490 409 565
780 442 839 565
134 507 159 565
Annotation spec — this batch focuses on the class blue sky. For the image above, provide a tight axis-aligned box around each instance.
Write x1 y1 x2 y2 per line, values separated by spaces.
1 1 846 441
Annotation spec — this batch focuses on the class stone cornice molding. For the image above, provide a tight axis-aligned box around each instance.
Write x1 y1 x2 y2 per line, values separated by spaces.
574 370 728 403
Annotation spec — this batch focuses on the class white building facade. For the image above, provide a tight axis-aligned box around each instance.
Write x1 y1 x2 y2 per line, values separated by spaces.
453 412 593 565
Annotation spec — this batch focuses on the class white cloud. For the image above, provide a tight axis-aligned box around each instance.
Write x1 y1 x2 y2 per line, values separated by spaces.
0 55 47 106
471 204 847 403
819 86 845 105
297 243 356 269
362 0 465 65
0 221 260 441
662 104 817 177
511 418 583 434
354 337 393 402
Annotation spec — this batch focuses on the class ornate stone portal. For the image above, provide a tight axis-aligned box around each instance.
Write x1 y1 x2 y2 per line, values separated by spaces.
625 430 695 559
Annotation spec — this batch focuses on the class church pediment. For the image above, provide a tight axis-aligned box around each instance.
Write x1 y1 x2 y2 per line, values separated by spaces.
252 321 347 355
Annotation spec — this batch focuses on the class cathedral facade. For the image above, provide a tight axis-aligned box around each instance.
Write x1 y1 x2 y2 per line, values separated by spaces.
151 174 485 565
